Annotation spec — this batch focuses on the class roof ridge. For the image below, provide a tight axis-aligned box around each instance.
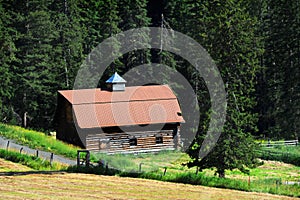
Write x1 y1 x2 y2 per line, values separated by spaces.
72 97 178 105
58 84 170 92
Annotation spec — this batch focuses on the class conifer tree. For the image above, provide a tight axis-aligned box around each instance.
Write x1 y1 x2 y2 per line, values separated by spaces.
78 0 121 87
50 0 84 89
9 0 59 129
167 0 262 177
260 0 300 139
0 3 16 122
117 0 151 72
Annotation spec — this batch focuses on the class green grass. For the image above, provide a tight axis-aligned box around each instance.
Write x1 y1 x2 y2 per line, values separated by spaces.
0 149 67 171
258 145 300 166
0 123 80 159
94 150 188 172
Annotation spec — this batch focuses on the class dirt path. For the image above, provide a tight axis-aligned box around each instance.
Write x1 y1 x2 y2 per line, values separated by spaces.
0 136 76 166
0 172 297 200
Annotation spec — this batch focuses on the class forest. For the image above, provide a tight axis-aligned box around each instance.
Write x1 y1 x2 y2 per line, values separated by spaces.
0 0 299 172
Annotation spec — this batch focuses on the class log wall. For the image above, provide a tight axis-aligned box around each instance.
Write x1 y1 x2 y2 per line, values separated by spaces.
86 130 176 154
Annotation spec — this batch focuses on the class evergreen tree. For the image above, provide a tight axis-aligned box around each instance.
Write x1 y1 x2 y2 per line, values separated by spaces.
0 2 16 123
9 0 59 129
167 0 262 177
78 0 122 87
118 0 151 72
50 0 84 89
260 0 300 139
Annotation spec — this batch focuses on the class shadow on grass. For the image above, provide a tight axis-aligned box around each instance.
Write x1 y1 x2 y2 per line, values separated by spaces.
0 170 67 176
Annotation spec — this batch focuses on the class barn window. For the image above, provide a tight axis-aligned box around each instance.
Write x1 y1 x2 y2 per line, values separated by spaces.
129 137 137 146
156 135 163 144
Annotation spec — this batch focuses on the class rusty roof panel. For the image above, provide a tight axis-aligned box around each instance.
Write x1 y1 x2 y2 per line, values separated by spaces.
73 99 184 128
59 85 184 128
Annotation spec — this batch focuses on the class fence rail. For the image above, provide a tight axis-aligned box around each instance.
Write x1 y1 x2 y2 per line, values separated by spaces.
0 136 76 166
260 140 298 147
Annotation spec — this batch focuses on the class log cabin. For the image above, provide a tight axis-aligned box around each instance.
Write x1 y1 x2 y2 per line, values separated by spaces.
54 72 184 154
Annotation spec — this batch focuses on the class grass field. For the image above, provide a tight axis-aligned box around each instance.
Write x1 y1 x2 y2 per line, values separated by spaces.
0 158 32 172
0 172 298 200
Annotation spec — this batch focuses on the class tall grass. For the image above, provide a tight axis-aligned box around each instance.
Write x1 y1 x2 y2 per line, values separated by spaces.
0 123 79 159
258 145 300 166
0 149 67 170
94 150 189 172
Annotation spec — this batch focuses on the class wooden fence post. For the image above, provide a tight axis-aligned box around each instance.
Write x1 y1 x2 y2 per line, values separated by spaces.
139 163 144 172
248 176 251 188
77 151 80 166
163 167 167 176
86 151 90 167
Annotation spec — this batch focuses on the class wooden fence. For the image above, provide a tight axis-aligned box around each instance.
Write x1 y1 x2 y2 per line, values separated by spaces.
260 140 298 148
0 136 77 165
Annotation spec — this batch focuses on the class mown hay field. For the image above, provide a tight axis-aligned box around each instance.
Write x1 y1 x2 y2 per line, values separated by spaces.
0 171 298 200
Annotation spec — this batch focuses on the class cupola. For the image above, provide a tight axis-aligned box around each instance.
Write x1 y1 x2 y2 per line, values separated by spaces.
106 72 126 91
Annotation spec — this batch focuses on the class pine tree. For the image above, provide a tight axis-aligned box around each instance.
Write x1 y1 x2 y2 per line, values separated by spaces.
78 0 122 87
117 0 151 72
50 0 84 89
167 0 262 177
261 0 300 139
0 3 16 123
9 0 60 129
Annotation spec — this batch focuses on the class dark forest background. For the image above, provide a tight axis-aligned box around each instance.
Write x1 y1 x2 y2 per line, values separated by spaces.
0 0 299 143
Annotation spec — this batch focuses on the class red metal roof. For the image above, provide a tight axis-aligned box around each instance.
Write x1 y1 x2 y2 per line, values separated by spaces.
58 85 184 128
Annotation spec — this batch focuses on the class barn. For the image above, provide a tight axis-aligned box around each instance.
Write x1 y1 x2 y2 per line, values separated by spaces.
54 72 184 154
